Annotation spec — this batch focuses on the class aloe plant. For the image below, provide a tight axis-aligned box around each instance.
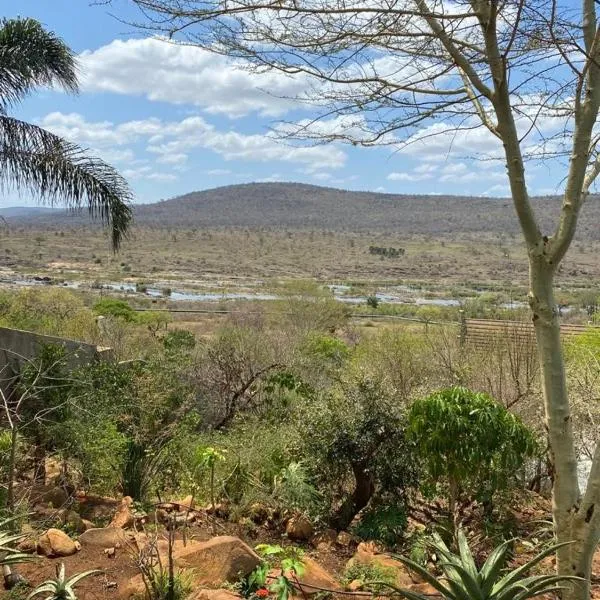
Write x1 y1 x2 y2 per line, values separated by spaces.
380 530 581 600
27 564 101 600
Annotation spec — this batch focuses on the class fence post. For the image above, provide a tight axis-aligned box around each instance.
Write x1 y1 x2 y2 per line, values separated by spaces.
459 310 467 347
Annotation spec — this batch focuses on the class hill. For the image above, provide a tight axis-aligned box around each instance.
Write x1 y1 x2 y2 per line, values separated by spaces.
6 182 600 240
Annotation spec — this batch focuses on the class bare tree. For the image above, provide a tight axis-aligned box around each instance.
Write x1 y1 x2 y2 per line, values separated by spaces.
121 0 600 596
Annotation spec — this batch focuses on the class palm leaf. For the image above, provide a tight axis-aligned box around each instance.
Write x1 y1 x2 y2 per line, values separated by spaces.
479 539 512 596
0 18 77 107
0 116 132 249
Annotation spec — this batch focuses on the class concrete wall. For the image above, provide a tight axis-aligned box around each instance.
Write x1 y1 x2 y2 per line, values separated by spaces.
0 327 113 376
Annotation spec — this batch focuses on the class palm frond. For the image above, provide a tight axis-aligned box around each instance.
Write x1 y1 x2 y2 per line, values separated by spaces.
0 116 132 249
0 17 77 107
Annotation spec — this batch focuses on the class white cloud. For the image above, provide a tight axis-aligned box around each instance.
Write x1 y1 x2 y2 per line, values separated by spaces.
79 38 307 118
387 161 505 184
206 169 232 176
40 112 346 175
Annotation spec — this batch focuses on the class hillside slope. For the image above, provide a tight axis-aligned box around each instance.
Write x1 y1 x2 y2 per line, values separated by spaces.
7 182 600 239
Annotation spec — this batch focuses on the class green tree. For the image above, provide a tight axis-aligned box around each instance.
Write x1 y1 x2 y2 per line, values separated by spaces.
408 387 537 528
301 376 418 531
0 18 131 248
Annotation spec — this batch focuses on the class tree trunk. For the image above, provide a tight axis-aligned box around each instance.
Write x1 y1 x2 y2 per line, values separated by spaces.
331 462 375 531
6 426 17 512
529 260 599 600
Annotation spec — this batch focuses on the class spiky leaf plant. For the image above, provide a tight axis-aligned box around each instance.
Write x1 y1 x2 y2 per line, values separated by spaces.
27 564 100 600
0 517 35 567
380 529 581 600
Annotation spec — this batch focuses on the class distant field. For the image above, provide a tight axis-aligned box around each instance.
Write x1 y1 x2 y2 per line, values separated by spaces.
0 225 598 300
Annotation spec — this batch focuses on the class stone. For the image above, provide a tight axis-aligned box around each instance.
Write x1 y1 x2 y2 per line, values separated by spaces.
82 519 96 531
30 485 70 508
59 509 86 534
109 496 135 529
79 527 131 548
16 536 37 554
286 514 314 541
310 528 337 549
347 579 363 592
191 590 242 600
104 547 116 558
175 495 195 510
37 528 78 557
119 574 146 599
248 503 269 524
347 542 417 587
174 536 261 585
336 531 355 547
285 557 340 595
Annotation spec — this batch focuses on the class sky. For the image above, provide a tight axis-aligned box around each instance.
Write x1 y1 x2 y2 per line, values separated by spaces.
0 0 573 206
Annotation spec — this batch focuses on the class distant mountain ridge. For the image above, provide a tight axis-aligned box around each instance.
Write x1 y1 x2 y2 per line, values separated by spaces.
5 182 600 240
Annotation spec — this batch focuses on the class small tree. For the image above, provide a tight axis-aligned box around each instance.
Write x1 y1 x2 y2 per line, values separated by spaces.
302 375 418 531
408 387 537 529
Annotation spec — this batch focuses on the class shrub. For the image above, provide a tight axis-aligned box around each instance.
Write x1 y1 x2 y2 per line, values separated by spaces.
299 375 419 530
408 387 538 521
93 298 136 322
352 504 408 548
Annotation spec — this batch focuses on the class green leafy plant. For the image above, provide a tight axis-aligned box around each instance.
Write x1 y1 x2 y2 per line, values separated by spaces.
27 564 100 600
0 517 35 567
383 530 581 600
252 544 306 600
408 387 537 525
273 462 321 514
193 446 226 511
352 504 408 547
343 561 395 593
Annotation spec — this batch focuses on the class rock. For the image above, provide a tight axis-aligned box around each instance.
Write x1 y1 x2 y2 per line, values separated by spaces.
30 485 70 508
285 557 340 595
79 527 131 548
37 528 78 557
175 495 195 510
336 531 355 547
104 547 116 558
286 514 314 541
59 509 86 534
174 536 261 585
347 542 417 587
310 529 337 549
347 579 363 592
109 496 135 529
191 590 242 600
248 503 269 524
409 582 439 595
16 536 37 554
119 574 146 599
82 519 96 531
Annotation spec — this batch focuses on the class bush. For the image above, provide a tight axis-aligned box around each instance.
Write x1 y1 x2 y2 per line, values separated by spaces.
93 298 136 322
352 504 408 547
408 386 538 519
299 375 419 530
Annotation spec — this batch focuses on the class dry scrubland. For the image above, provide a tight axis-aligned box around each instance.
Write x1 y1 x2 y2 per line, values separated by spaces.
3 225 600 289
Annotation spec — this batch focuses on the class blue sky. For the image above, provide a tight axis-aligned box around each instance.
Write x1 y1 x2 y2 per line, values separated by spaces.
0 1 570 206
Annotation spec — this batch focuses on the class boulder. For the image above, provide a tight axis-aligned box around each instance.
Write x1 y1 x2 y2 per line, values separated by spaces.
310 529 337 549
30 485 70 508
59 509 87 534
286 514 314 541
283 557 340 595
119 574 146 600
175 495 195 510
336 531 356 547
174 536 261 585
109 496 135 529
347 542 417 587
37 528 78 557
79 527 131 548
191 590 242 600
